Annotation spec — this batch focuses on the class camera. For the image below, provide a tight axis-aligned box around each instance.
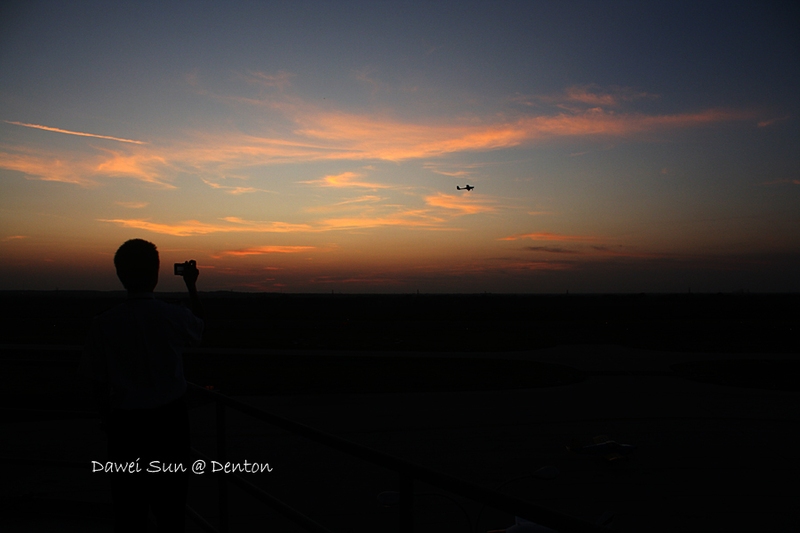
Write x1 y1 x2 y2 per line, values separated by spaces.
174 260 197 276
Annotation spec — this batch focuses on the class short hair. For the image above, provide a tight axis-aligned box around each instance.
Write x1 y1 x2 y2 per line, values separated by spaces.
114 239 159 292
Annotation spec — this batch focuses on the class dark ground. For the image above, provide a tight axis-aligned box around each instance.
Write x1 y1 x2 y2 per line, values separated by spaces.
1 291 799 402
2 292 800 532
2 291 798 353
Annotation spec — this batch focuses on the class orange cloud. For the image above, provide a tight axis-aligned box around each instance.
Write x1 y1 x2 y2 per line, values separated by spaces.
115 201 148 208
94 150 175 187
98 211 446 235
99 219 231 236
1 88 752 189
201 178 272 194
99 217 313 236
219 245 315 256
425 193 496 214
1 235 28 242
219 217 313 232
319 209 446 230
519 108 747 138
300 171 390 188
0 149 95 185
427 169 470 177
0 145 176 187
292 111 532 161
424 161 499 179
282 106 750 162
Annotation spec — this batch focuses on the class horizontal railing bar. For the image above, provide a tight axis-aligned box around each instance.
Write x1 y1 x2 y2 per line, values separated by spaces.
0 456 88 469
0 345 608 532
187 383 609 533
2 358 81 364
191 447 336 533
185 504 220 533
1 408 98 418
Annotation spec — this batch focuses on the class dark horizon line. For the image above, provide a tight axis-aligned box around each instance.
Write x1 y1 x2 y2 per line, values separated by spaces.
0 289 796 297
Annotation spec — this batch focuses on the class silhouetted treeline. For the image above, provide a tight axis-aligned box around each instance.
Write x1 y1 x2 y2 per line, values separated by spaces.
1 291 797 353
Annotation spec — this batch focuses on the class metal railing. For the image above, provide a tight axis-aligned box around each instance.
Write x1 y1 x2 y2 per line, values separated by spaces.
185 382 610 533
2 345 611 533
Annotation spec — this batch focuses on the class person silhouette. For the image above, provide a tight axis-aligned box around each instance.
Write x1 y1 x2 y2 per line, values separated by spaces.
80 239 204 532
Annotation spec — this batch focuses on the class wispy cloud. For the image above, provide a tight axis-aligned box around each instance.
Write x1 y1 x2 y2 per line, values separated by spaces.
115 201 148 208
298 107 747 160
99 217 313 236
514 85 658 109
217 245 315 256
428 169 470 177
1 235 28 242
5 121 147 144
563 86 618 107
246 70 295 90
519 241 666 259
525 246 579 254
1 85 753 190
0 146 176 187
204 85 747 163
318 209 446 230
495 259 576 271
95 150 174 187
200 178 272 194
500 232 598 242
423 161 493 177
563 85 656 106
304 195 384 213
424 193 496 215
292 111 531 160
220 217 315 232
757 115 790 128
517 108 746 138
576 245 673 260
352 67 388 95
299 171 390 188
0 148 96 185
98 210 446 236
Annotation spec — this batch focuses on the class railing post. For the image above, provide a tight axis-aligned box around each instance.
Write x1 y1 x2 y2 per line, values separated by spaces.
399 471 413 533
216 401 228 533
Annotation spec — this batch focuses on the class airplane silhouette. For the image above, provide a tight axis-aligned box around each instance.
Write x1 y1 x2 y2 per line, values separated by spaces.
456 185 474 191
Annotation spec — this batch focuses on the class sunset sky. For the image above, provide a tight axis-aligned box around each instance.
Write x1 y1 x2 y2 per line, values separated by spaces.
1 1 798 292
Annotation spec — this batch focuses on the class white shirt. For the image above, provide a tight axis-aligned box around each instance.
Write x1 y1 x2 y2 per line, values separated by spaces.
80 293 204 409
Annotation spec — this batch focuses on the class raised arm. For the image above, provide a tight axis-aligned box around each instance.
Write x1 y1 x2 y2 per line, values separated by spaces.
183 260 205 319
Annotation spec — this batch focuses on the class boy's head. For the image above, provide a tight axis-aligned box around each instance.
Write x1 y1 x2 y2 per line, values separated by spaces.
114 239 159 293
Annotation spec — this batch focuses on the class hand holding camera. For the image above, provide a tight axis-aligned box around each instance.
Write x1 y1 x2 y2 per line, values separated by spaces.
174 260 203 318
174 260 199 286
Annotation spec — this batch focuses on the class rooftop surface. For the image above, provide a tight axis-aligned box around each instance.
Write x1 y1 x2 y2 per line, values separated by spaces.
3 344 800 532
